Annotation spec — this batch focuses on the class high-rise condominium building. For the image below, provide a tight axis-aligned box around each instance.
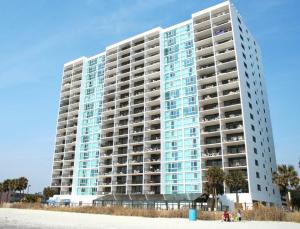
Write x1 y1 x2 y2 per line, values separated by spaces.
51 1 281 208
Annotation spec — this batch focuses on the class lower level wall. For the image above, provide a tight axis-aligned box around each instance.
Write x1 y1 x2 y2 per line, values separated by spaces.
50 195 97 205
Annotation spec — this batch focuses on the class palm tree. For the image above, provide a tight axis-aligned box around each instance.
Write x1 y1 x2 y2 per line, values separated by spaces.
0 182 3 203
272 165 299 210
17 177 28 194
225 170 248 204
3 179 11 202
205 167 225 211
43 186 55 200
10 179 18 193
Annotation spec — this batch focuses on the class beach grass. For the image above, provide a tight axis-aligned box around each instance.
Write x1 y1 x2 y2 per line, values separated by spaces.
1 203 299 223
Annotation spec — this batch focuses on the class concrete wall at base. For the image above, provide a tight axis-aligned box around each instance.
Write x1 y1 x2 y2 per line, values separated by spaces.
51 195 97 205
220 193 252 210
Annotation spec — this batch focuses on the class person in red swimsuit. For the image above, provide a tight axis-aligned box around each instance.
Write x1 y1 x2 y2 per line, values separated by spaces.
223 209 230 222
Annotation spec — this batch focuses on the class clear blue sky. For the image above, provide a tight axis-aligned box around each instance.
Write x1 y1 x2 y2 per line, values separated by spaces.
0 0 299 193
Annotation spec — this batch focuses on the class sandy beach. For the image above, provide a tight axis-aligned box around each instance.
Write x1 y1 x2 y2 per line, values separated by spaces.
0 208 298 229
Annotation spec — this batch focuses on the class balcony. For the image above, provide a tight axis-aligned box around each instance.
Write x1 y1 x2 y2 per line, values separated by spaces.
101 142 113 147
131 108 144 115
144 146 161 153
51 182 61 187
61 182 72 186
202 150 222 157
218 67 236 75
53 166 62 170
132 118 144 124
224 134 244 142
223 98 240 107
201 114 219 123
223 121 243 131
201 82 216 90
202 103 218 111
203 160 222 169
224 110 242 119
62 165 74 169
203 136 221 145
225 158 247 168
212 10 229 18
202 93 218 101
223 87 239 95
144 136 160 143
102 124 114 130
220 77 238 86
213 27 232 37
224 147 245 156
202 125 220 133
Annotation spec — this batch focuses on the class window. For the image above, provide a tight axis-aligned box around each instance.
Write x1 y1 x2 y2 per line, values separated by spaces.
241 43 245 50
265 187 268 191
256 172 260 178
252 136 256 143
250 113 254 120
247 92 251 99
242 52 246 59
254 147 257 154
240 34 244 41
246 81 250 88
251 125 255 131
239 26 243 33
245 71 249 78
237 17 241 24
257 184 261 191
249 102 252 109
244 62 248 69
172 186 178 193
255 160 259 166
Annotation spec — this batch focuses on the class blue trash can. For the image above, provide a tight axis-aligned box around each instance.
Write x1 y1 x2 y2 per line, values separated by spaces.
189 208 197 221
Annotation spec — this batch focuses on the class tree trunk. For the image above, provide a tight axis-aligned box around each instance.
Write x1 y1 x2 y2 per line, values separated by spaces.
6 190 10 203
210 193 215 211
287 191 292 211
214 188 218 211
236 191 239 203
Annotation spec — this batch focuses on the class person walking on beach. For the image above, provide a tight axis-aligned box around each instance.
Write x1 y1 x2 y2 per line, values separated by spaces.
237 209 242 222
223 209 230 222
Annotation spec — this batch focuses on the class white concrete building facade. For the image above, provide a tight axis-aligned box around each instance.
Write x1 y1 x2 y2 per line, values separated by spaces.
51 1 281 208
